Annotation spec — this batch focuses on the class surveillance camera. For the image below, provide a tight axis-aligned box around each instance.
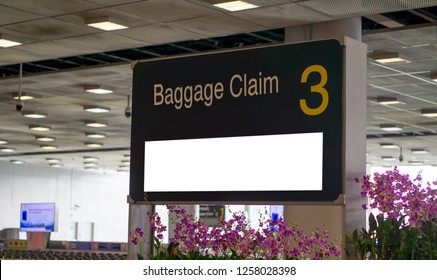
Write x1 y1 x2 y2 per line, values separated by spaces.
399 154 404 162
16 99 24 111
125 106 131 118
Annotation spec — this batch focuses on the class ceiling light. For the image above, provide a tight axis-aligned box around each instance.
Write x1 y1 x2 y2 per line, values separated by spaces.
10 160 24 164
124 154 130 160
29 125 51 131
35 136 55 142
117 169 129 172
84 105 110 113
85 16 129 31
40 145 57 150
430 71 437 82
0 33 22 47
376 96 405 105
85 166 98 170
86 132 106 139
85 142 103 148
0 139 8 145
13 93 36 100
380 143 398 149
0 147 16 152
379 124 402 131
381 156 397 161
121 160 130 164
83 156 99 162
85 121 107 128
373 52 409 64
118 165 130 170
22 111 47 119
411 148 428 154
46 158 61 163
408 160 424 165
84 162 98 167
213 1 258 11
50 163 63 168
421 108 437 117
84 85 113 94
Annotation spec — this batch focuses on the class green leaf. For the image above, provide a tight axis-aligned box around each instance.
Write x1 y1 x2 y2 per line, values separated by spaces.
369 213 377 232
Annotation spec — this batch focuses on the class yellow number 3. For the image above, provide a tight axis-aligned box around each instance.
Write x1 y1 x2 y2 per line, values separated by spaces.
300 65 329 116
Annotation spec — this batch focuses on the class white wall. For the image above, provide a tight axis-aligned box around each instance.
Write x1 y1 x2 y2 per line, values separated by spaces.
0 160 129 242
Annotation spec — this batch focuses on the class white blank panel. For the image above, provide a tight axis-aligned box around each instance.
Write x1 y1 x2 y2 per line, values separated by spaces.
144 132 323 192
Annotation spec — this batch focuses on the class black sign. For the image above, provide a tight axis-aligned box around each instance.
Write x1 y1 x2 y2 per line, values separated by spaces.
130 39 343 203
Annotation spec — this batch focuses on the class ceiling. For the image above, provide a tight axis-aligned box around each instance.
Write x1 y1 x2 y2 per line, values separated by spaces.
0 0 436 172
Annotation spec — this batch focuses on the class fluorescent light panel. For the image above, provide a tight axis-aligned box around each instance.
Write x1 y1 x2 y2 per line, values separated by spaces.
84 85 113 94
10 160 24 164
85 16 129 31
85 142 103 148
46 158 61 163
213 1 258 11
83 156 99 162
40 145 57 150
380 124 402 131
50 163 63 168
84 105 110 113
85 121 107 128
376 96 405 105
13 93 35 100
0 147 16 152
381 156 396 161
22 111 46 119
0 34 22 47
35 136 55 142
29 125 51 131
373 52 409 64
86 133 106 139
421 108 437 117
0 139 8 145
409 160 424 165
411 148 428 154
380 143 398 149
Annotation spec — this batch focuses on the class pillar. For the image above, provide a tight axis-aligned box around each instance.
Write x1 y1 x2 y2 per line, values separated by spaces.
127 202 153 260
283 18 367 258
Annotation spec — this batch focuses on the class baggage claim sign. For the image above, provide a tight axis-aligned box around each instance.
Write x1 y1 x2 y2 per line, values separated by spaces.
130 39 343 203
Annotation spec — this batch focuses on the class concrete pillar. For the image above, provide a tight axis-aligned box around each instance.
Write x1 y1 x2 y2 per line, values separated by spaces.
284 18 367 258
127 203 153 260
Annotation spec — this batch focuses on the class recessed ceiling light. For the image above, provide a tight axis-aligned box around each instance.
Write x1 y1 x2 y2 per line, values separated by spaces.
84 162 98 167
121 160 130 164
0 147 16 152
86 132 106 139
0 139 8 145
83 156 99 162
373 52 409 64
213 1 258 12
124 154 130 159
0 33 22 47
46 158 61 163
85 142 103 148
84 105 110 113
379 124 402 131
85 121 107 128
376 96 405 105
380 143 398 149
35 136 55 142
40 145 57 150
85 166 98 170
381 156 397 161
85 16 129 31
84 85 113 94
10 160 24 164
50 163 63 168
117 169 129 172
13 93 36 100
29 125 51 131
421 108 437 117
411 148 428 154
118 165 130 170
22 111 47 119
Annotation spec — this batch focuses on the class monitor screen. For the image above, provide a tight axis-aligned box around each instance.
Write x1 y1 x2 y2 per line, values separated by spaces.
20 203 55 232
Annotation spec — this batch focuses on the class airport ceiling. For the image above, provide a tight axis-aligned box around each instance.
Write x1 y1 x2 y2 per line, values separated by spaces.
0 0 437 172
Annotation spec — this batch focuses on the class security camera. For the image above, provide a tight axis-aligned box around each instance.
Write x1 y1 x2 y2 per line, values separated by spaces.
399 154 404 162
16 99 24 111
125 106 131 118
